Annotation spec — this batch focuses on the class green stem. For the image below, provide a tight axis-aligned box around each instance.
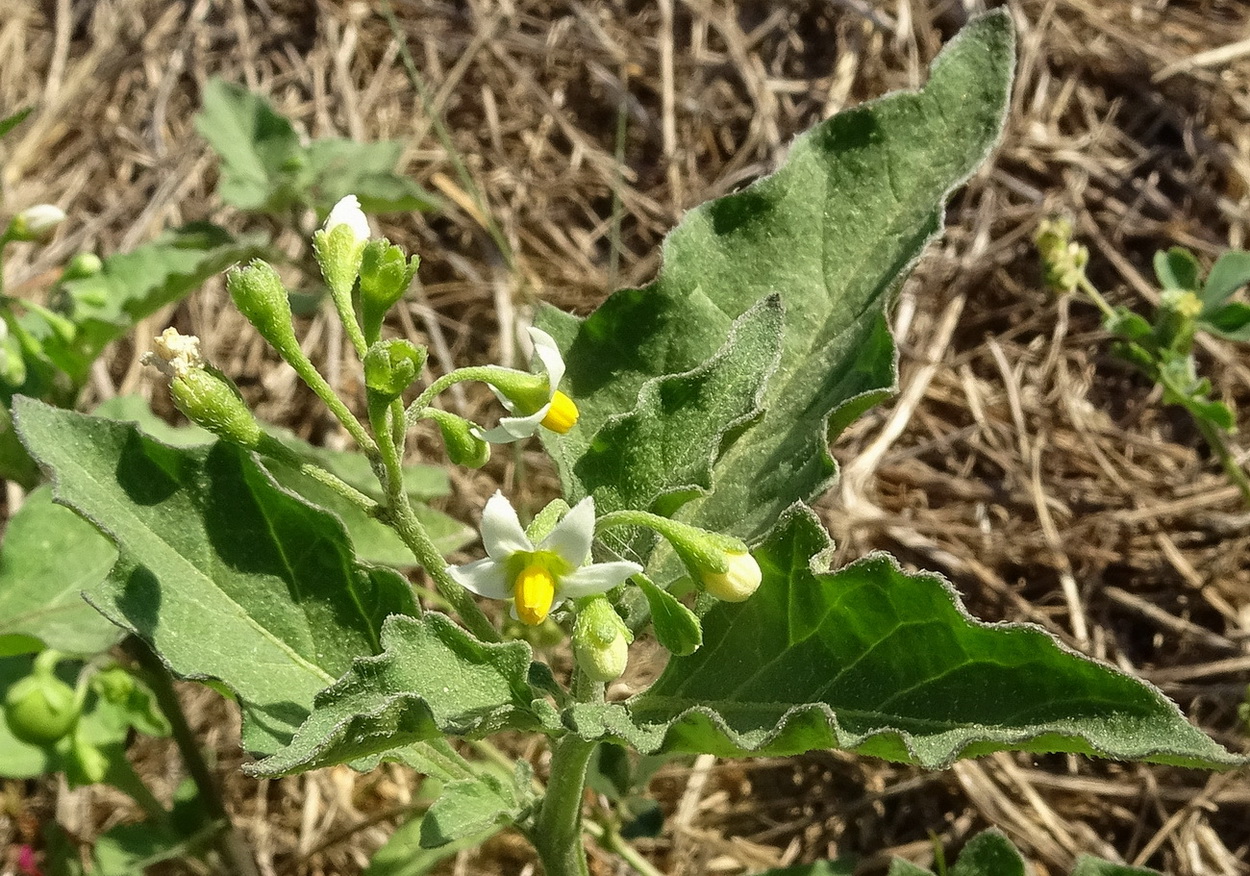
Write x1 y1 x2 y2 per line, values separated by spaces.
286 353 379 456
328 281 369 361
129 641 261 876
371 397 500 642
533 733 596 876
405 365 502 428
1077 275 1118 323
1194 413 1250 506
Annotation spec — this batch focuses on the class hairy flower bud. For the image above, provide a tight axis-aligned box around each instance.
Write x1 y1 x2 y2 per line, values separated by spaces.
363 338 426 401
359 240 420 344
143 328 263 448
573 597 632 682
227 260 298 353
314 195 370 300
428 408 491 468
700 550 762 603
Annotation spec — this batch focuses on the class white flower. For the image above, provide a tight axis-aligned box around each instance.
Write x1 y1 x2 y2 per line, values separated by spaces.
481 327 579 443
10 204 65 241
450 492 640 625
322 195 370 244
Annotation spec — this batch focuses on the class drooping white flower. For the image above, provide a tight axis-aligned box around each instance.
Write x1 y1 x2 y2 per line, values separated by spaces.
322 194 371 244
700 550 762 602
9 204 66 241
450 492 640 625
481 327 579 443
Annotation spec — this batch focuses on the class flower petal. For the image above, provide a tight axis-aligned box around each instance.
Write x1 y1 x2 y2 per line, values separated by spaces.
449 557 512 599
541 496 595 567
559 560 642 598
480 407 547 444
528 326 565 391
480 491 532 559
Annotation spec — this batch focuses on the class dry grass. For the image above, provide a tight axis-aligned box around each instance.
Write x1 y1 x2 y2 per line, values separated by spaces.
2 0 1249 873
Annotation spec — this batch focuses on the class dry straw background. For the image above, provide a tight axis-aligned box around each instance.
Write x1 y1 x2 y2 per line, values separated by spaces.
2 0 1250 873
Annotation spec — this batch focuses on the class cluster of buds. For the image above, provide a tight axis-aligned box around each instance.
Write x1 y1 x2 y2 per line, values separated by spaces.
1035 216 1089 295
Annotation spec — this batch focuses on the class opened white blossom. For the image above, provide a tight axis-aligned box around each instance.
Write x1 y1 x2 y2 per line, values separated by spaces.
481 327 579 443
322 194 371 243
450 492 640 625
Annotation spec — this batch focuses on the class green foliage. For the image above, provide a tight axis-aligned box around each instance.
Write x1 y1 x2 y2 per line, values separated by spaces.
0 485 119 656
421 761 533 847
195 78 438 215
566 508 1239 768
13 399 418 755
246 613 560 776
540 12 1014 564
877 830 1162 876
0 106 32 139
364 810 501 876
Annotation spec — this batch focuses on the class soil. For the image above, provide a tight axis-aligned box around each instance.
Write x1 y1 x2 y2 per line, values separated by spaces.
1 1 1248 874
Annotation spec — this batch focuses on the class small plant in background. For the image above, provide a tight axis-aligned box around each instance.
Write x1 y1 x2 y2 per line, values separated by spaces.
1036 217 1250 501
3 14 1246 876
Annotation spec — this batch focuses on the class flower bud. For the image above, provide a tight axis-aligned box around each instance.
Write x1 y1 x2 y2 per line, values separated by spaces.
363 338 427 401
4 668 78 745
359 240 420 344
61 252 104 281
143 328 263 448
428 408 490 468
481 367 552 416
227 260 298 353
700 549 762 603
1035 216 1088 295
7 204 65 242
313 195 370 299
1156 288 1203 354
573 597 632 682
643 516 762 603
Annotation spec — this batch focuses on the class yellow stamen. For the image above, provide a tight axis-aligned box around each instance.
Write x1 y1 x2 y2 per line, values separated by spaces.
514 563 557 625
541 391 579 434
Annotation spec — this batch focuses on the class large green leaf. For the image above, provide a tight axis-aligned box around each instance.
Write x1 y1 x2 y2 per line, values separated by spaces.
303 138 439 215
567 508 1241 769
52 224 265 384
246 613 560 777
13 398 418 755
540 12 1014 555
0 485 119 656
194 78 303 212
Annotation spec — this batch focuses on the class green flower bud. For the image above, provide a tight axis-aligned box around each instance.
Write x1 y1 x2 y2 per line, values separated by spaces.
427 408 490 468
1156 288 1202 354
363 338 427 401
359 240 420 344
480 366 551 415
7 204 65 242
640 516 762 603
1035 216 1088 295
4 667 78 745
226 260 298 352
313 195 370 299
143 328 263 448
61 252 104 281
573 597 632 682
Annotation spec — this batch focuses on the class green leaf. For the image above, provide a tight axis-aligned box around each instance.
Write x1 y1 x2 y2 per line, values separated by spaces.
1071 857 1162 876
195 78 303 211
1200 249 1250 309
13 398 417 756
0 401 42 488
55 224 265 383
949 831 1026 876
1198 301 1250 342
247 613 560 777
575 296 782 524
91 396 470 563
566 508 1242 769
365 811 501 876
304 138 440 214
635 575 702 656
0 485 120 656
540 12 1014 555
0 106 32 139
1152 247 1201 292
421 761 532 848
